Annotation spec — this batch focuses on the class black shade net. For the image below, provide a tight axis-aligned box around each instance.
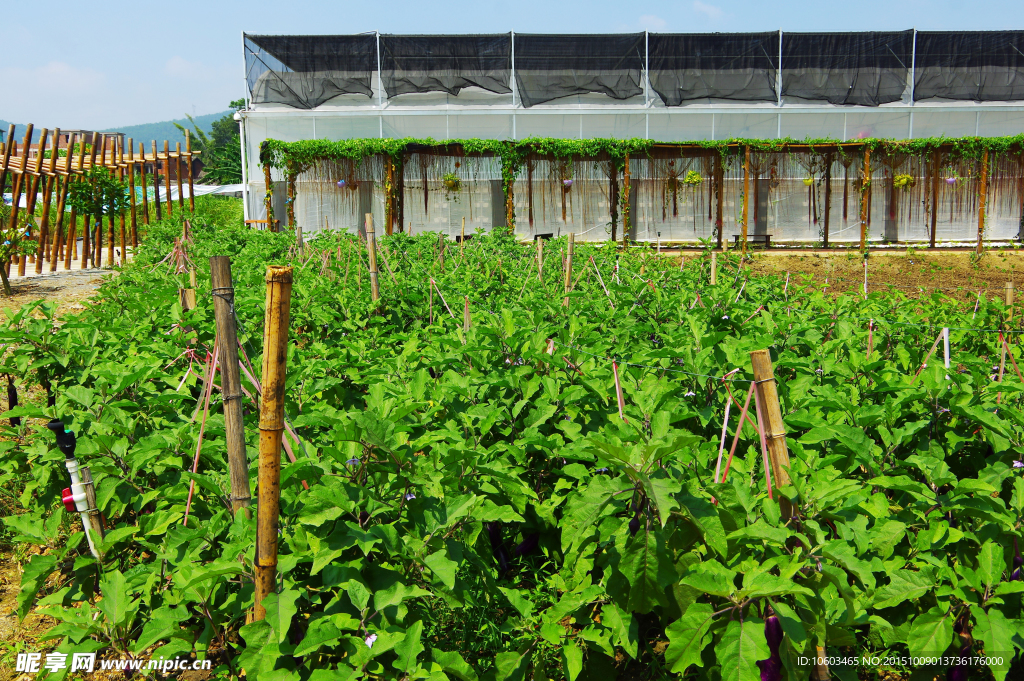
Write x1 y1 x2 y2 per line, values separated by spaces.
380 34 511 97
914 31 1024 101
245 34 377 109
513 34 644 107
648 32 779 105
781 31 913 105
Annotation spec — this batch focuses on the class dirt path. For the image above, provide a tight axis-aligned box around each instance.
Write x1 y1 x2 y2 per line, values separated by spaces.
3 268 109 316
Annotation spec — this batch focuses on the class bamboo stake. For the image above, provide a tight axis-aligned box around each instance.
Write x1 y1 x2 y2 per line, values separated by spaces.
750 349 792 518
741 145 750 257
151 141 162 220
164 141 174 217
612 361 627 422
8 125 33 279
536 237 543 281
930 150 940 248
463 296 471 336
860 147 871 252
977 149 989 256
0 124 14 199
51 163 71 272
107 139 117 266
563 232 574 307
365 214 380 301
185 131 195 212
710 251 717 285
263 163 274 231
175 142 184 212
1007 281 1015 323
127 138 138 249
35 174 55 274
79 466 105 557
460 216 466 259
139 142 151 225
117 139 126 263
210 256 251 514
254 265 293 621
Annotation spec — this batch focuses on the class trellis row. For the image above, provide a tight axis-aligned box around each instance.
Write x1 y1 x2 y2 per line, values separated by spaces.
0 123 200 278
260 136 1024 251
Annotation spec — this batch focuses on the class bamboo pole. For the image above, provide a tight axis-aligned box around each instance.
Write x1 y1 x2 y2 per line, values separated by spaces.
977 149 989 255
8 125 34 278
860 147 871 252
714 152 724 250
563 232 574 307
463 296 471 338
139 142 151 226
365 214 379 302
210 256 251 514
1007 281 1015 323
175 142 184 212
51 141 73 271
36 129 59 273
254 265 293 621
741 145 750 257
151 141 162 221
185 130 195 213
622 153 631 248
536 237 543 281
823 153 833 248
0 124 14 199
117 139 126 263
107 138 117 266
127 138 138 248
930 150 940 248
711 251 717 285
750 349 793 519
164 141 174 217
263 163 274 231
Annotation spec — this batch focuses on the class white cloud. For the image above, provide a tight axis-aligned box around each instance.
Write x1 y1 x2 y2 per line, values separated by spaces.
692 0 724 20
638 14 668 31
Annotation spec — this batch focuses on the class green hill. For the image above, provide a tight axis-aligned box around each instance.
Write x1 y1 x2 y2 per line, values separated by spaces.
1 111 232 146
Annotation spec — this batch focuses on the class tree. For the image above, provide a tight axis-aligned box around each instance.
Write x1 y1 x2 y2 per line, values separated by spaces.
174 99 245 185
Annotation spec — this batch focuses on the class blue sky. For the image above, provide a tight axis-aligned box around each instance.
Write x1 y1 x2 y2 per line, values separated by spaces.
4 0 1023 130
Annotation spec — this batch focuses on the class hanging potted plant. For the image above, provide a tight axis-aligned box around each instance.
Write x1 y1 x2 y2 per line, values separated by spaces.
893 173 915 190
683 170 703 187
442 172 462 201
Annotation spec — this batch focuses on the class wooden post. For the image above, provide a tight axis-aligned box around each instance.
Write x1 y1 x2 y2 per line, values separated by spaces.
823 152 833 248
438 232 445 272
460 216 465 258
714 152 724 250
185 130 195 212
977 149 989 256
151 141 162 220
563 232 575 307
254 265 292 621
127 138 138 249
210 256 251 514
711 251 718 285
859 146 871 252
463 296 471 336
164 141 174 216
35 174 55 274
930 150 940 248
107 140 117 266
0 124 14 198
750 349 793 519
263 163 274 231
22 128 50 272
741 145 750 257
139 142 151 226
8 125 34 278
51 170 71 272
622 153 631 248
1007 281 1015 323
365 214 379 302
117 139 127 263
536 237 543 281
79 466 105 557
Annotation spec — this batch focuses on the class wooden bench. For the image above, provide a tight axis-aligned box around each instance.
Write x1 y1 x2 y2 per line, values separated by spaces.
733 233 772 248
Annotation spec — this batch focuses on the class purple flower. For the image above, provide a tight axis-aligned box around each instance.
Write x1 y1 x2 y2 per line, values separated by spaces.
404 493 416 500
1014 461 1024 469
722 315 729 320
365 634 377 648
3 241 9 246
346 458 360 466
563 179 573 187
684 391 696 397
337 180 347 188
946 177 957 185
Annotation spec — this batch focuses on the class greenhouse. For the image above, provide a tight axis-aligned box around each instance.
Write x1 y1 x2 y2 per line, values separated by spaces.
240 31 1024 245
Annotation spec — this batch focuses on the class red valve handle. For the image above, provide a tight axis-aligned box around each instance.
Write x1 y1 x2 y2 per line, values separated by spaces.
61 488 77 513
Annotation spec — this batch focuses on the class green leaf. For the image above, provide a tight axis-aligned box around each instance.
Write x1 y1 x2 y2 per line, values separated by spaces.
373 582 430 611
560 475 631 552
677 494 727 556
17 554 57 621
717 618 770 681
425 549 459 590
432 650 479 681
97 570 131 627
393 620 425 673
562 644 583 681
907 608 953 658
622 529 670 613
977 540 1006 590
664 603 714 673
262 589 300 644
972 608 1014 681
494 649 530 681
498 587 534 619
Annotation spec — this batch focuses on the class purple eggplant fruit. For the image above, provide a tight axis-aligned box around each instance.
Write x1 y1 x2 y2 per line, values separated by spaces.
628 511 642 536
947 638 972 681
756 611 783 681
7 375 20 427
